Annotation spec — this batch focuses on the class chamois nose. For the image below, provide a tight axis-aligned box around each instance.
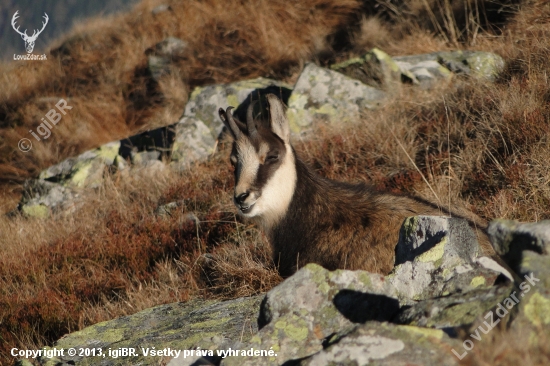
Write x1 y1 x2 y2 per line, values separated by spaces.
235 192 249 205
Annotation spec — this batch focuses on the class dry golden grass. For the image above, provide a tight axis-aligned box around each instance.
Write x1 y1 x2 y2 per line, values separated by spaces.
1 0 549 364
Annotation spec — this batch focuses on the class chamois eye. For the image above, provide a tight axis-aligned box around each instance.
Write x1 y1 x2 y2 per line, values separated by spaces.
266 154 279 163
230 156 237 166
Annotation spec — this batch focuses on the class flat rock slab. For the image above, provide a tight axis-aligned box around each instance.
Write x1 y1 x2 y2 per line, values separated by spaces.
300 322 462 366
37 296 263 366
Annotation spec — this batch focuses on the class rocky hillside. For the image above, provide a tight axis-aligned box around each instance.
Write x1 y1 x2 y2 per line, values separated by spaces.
28 217 550 365
1 0 550 365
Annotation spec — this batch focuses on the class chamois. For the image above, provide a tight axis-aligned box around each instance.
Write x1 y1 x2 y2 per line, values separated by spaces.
219 94 493 278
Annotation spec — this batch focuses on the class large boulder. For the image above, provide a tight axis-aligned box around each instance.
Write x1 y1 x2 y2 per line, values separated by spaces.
490 220 550 352
287 63 385 133
331 49 504 90
171 78 292 167
388 216 504 302
395 284 513 328
488 219 550 261
286 63 385 133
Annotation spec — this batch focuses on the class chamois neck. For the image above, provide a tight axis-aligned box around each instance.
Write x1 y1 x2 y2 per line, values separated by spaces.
274 152 336 225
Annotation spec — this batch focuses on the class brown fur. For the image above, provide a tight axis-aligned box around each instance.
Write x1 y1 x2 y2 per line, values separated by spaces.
270 152 493 277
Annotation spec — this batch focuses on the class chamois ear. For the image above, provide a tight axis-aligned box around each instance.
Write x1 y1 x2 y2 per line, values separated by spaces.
266 94 290 144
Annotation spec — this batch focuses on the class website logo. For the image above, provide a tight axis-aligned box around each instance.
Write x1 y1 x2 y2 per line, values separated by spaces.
11 11 49 54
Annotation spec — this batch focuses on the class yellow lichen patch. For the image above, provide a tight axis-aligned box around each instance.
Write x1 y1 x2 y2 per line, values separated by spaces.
21 204 49 219
524 292 550 327
318 281 330 294
417 237 446 264
227 94 239 109
470 276 486 288
67 160 95 188
96 142 120 162
401 216 419 241
358 271 372 287
189 316 230 328
274 316 309 342
398 325 444 340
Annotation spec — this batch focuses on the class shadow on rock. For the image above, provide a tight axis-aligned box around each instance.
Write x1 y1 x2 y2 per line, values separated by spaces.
333 289 400 323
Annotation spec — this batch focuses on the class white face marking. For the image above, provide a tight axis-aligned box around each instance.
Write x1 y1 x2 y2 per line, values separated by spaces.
253 143 296 230
234 140 296 231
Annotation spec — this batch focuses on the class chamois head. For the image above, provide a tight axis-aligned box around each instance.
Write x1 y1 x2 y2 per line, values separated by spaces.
218 94 296 227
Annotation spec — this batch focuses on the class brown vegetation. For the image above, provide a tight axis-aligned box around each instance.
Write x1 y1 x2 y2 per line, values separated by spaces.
0 0 549 364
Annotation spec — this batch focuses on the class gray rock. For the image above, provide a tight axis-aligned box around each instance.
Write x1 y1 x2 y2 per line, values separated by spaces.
495 221 550 357
19 180 78 218
395 284 513 328
181 77 291 137
146 37 188 81
152 4 172 14
395 216 480 267
19 141 120 218
171 78 291 167
37 141 120 187
38 157 76 181
287 63 385 133
17 141 121 217
113 155 128 170
488 219 550 258
155 200 185 217
394 50 504 81
171 117 217 167
460 51 505 80
36 296 263 366
221 264 399 366
508 252 550 340
389 216 485 302
153 37 188 58
300 322 462 366
148 55 171 81
132 150 161 165
395 59 452 88
330 48 409 89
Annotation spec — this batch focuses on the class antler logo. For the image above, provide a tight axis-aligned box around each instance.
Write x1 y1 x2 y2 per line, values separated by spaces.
11 11 49 54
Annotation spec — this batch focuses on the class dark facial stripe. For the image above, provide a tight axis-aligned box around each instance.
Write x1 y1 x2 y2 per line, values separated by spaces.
232 125 287 194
